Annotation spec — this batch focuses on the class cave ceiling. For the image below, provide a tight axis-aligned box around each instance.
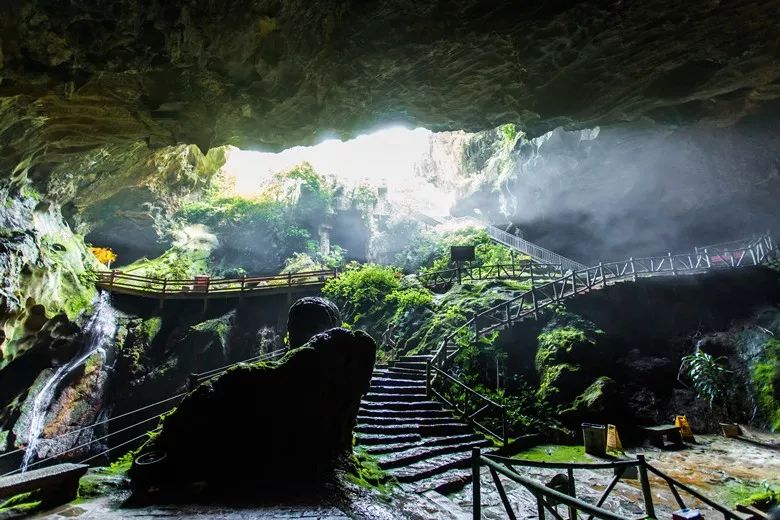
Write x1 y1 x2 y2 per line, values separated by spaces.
1 0 779 193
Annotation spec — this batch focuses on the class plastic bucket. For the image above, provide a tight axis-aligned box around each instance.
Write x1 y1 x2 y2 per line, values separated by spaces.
582 423 607 455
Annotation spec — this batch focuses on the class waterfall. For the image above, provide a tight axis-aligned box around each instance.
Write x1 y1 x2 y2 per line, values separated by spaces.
20 291 117 471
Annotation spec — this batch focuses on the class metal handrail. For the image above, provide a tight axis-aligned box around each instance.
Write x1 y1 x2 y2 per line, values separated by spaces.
428 366 508 445
473 450 747 520
485 225 587 272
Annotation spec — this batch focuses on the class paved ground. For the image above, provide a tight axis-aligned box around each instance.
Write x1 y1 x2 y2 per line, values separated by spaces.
448 429 780 519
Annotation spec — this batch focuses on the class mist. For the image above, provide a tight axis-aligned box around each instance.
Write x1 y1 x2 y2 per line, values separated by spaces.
451 113 780 264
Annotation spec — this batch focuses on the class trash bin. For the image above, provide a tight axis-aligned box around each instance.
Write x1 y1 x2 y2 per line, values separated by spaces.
582 423 607 455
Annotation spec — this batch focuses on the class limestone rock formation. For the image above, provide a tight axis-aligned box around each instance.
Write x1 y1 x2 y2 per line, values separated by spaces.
287 296 342 348
130 327 376 494
2 0 779 191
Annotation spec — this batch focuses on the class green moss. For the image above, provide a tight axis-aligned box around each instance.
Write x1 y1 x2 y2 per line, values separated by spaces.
513 444 591 463
536 327 590 371
346 448 395 495
722 481 780 509
0 491 43 515
752 339 780 431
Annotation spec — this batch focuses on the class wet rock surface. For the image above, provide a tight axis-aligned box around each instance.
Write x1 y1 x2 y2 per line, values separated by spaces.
449 433 780 519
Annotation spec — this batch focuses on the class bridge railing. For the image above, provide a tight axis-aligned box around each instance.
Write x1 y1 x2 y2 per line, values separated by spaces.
471 449 745 520
485 225 586 272
427 234 777 415
96 269 339 297
417 260 562 290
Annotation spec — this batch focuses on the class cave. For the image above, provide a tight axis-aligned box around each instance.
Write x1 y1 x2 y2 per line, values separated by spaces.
1 1 779 518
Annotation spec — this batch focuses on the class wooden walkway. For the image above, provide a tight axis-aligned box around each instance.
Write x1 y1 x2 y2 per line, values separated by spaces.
431 233 778 368
96 269 338 302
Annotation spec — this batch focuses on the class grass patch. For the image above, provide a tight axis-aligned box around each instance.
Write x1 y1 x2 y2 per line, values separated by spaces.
513 444 592 464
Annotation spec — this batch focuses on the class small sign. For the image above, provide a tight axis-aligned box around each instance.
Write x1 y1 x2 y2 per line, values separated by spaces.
450 246 476 262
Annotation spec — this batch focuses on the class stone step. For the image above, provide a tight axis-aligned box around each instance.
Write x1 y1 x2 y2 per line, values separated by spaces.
354 432 421 446
388 451 474 483
386 367 426 379
357 408 452 419
398 355 432 362
393 361 428 370
372 369 425 380
370 377 426 388
355 422 470 436
410 469 473 495
363 433 487 456
363 392 428 403
368 385 426 395
377 438 491 470
359 400 442 411
356 415 455 427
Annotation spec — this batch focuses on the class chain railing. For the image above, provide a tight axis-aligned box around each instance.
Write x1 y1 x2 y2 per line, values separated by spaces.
472 449 746 520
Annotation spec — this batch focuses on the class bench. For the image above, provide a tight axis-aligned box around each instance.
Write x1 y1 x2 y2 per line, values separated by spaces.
642 425 683 448
0 463 88 507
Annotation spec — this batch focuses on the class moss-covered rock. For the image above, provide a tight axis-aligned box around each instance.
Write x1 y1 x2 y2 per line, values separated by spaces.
287 297 341 349
130 327 376 495
752 338 780 431
562 376 619 420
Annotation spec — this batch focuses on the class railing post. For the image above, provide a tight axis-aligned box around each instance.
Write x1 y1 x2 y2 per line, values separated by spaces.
472 448 481 520
426 360 432 398
502 407 508 447
630 257 636 281
109 269 116 289
566 467 576 520
570 270 576 295
161 278 167 295
704 248 711 268
288 272 292 286
529 261 534 288
531 289 539 320
240 275 246 293
637 455 656 519
598 262 604 287
669 252 676 275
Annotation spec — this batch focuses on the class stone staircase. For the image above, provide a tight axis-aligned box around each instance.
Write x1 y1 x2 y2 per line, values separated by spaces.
356 355 493 493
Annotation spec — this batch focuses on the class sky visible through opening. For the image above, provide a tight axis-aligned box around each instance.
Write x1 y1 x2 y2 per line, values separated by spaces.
222 126 456 217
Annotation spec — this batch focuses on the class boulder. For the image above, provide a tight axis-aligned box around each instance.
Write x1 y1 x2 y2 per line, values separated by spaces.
130 327 376 494
287 297 341 348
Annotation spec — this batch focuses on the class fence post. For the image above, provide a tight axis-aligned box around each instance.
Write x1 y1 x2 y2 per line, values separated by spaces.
637 455 656 519
566 467 576 520
531 289 539 320
472 448 481 520
109 269 116 289
240 275 246 293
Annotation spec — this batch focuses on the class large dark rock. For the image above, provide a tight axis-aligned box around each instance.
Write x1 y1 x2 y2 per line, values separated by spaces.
287 297 341 349
130 327 375 494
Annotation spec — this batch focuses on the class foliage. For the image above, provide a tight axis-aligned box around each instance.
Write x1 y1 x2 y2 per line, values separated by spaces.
385 286 433 321
90 246 118 266
680 349 731 409
280 252 325 274
323 263 401 316
499 123 519 145
536 327 590 371
752 339 780 431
